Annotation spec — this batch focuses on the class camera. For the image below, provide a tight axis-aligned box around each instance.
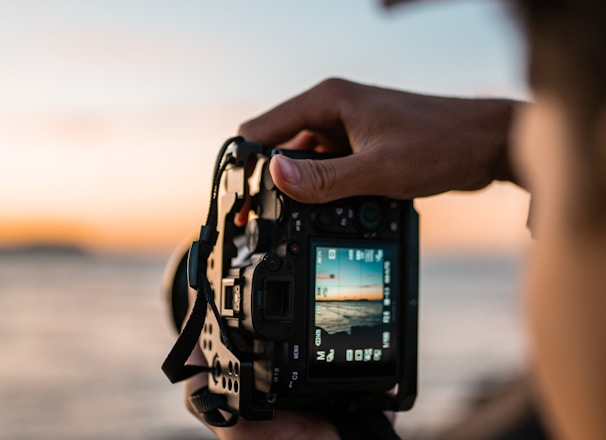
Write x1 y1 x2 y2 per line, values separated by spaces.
163 138 419 424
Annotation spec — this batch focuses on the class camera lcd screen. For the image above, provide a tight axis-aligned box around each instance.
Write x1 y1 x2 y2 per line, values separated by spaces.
309 242 399 379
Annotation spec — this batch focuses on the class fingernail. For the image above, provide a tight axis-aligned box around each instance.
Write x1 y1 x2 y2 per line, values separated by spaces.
275 155 301 186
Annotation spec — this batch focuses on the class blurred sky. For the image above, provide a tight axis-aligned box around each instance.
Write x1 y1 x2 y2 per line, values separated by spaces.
0 0 532 255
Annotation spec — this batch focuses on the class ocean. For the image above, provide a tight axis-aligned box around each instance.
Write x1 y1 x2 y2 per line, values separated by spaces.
0 250 527 439
315 300 384 335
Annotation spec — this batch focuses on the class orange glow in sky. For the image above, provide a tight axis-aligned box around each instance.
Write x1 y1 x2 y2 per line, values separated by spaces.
0 1 530 256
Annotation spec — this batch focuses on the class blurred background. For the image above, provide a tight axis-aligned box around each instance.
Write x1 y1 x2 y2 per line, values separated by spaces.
1 0 533 438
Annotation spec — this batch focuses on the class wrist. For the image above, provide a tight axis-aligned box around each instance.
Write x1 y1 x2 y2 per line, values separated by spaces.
492 99 526 188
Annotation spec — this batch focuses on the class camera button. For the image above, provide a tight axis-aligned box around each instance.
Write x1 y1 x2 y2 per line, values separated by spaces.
287 241 301 255
291 218 304 232
318 209 333 227
357 202 382 231
290 211 304 232
311 208 334 229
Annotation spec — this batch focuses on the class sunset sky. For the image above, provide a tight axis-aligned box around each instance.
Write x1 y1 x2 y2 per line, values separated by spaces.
1 0 532 255
315 246 386 301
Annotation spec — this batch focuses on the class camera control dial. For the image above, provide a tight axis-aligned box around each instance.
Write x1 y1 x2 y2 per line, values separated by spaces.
357 202 383 231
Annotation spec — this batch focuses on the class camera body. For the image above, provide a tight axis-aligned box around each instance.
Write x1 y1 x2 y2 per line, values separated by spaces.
186 146 418 420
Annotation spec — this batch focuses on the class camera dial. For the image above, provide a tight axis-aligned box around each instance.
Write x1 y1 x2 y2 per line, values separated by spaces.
357 202 383 231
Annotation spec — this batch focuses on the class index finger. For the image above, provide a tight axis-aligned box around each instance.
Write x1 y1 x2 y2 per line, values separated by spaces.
238 78 352 146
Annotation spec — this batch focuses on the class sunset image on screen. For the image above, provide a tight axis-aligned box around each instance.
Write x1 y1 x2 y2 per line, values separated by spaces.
314 247 385 302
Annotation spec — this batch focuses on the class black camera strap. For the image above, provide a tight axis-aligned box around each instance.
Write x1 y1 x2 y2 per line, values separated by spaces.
161 232 239 427
162 137 268 427
161 275 212 383
161 137 241 384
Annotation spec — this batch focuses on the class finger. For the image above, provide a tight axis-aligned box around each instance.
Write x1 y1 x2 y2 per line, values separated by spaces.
234 195 251 227
269 152 403 203
238 78 352 146
233 156 258 227
278 130 352 157
277 130 322 151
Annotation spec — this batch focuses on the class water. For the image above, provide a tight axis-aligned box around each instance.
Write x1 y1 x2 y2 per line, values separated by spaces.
315 300 383 335
0 251 527 439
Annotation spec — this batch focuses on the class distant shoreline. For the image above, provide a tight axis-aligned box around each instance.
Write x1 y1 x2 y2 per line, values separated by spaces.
0 243 89 257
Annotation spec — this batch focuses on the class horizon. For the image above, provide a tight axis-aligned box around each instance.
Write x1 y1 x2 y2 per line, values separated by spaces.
1 0 532 256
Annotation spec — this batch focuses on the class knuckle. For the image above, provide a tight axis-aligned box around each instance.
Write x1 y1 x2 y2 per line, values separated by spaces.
313 77 352 100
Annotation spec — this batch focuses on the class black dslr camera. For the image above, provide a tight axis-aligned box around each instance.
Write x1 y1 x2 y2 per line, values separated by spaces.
163 138 418 426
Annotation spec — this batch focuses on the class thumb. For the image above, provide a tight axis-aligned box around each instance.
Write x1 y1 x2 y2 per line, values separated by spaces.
269 154 377 203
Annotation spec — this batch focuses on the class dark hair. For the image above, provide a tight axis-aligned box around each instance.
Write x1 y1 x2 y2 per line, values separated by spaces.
516 1 606 111
514 0 606 228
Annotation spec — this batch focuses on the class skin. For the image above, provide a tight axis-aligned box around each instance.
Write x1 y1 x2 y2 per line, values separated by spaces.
185 78 518 438
514 94 606 440
239 78 519 202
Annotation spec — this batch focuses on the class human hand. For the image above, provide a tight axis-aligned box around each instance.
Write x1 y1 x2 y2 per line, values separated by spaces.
184 345 340 440
239 78 519 203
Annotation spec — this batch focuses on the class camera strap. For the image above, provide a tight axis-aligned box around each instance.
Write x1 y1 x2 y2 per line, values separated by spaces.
162 137 243 383
163 137 268 427
161 235 238 426
161 275 212 383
